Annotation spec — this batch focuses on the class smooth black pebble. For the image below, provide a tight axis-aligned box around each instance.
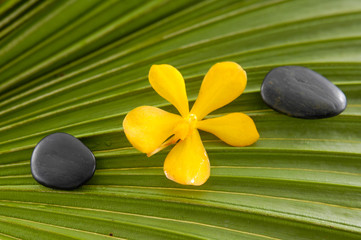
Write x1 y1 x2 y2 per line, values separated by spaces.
261 66 347 119
31 132 96 190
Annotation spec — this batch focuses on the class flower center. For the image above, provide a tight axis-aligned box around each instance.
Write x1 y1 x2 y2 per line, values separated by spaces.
174 113 198 141
147 114 198 157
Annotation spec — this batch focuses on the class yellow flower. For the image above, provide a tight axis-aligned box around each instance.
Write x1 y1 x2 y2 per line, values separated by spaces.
123 62 259 186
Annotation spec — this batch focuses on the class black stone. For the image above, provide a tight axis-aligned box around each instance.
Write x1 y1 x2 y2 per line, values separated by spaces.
31 133 96 190
260 66 347 119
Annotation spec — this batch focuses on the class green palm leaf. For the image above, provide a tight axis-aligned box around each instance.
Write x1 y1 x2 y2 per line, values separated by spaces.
0 0 360 239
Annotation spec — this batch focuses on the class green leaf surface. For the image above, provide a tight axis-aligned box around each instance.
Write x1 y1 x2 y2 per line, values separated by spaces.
0 0 361 239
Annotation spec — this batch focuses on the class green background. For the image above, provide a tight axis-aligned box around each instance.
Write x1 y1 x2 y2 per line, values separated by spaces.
0 0 360 239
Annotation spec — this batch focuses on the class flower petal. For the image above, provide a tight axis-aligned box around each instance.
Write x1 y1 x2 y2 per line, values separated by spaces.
197 113 259 147
190 62 247 120
123 106 182 154
164 129 210 186
149 64 189 117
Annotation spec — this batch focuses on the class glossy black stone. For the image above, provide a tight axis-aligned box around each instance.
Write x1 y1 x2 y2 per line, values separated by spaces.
31 133 96 190
261 66 347 119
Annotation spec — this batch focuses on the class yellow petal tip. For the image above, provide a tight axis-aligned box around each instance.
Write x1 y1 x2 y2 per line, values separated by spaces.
164 169 209 186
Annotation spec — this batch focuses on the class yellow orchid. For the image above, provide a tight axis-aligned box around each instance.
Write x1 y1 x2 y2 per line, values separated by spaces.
123 62 259 186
